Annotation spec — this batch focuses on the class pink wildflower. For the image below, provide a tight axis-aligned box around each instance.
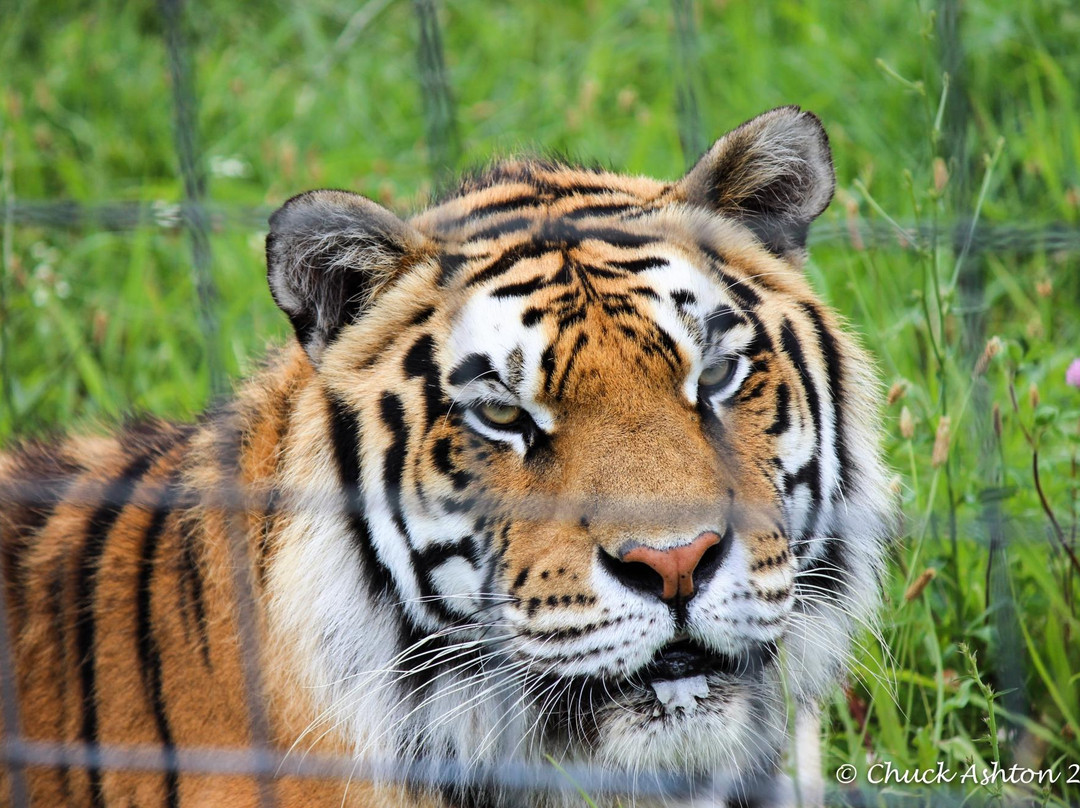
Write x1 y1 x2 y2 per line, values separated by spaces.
1067 358 1080 389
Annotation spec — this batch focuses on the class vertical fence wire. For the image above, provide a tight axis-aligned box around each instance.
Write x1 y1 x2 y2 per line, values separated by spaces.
1 131 14 432
159 0 225 399
936 0 1028 727
412 0 460 186
671 0 706 167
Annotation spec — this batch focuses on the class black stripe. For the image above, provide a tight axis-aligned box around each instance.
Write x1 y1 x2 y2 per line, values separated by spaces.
176 515 212 668
465 242 553 288
471 215 534 241
800 302 853 494
327 393 395 598
701 247 764 308
671 289 697 308
136 477 181 808
765 383 791 435
780 319 820 441
574 227 658 248
379 392 411 539
415 537 473 570
539 345 557 392
432 437 472 491
410 306 437 326
75 439 175 808
652 326 683 368
553 332 588 399
780 318 823 539
797 536 847 598
463 195 540 221
605 256 667 274
577 264 625 279
490 274 548 299
439 251 473 281
447 353 495 388
705 306 743 339
403 334 444 430
563 203 638 219
521 306 544 327
626 286 660 301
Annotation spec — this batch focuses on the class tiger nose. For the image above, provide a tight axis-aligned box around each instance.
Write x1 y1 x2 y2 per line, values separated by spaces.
612 530 727 601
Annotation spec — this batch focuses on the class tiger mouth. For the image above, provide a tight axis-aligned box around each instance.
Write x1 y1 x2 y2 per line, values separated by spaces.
536 639 777 743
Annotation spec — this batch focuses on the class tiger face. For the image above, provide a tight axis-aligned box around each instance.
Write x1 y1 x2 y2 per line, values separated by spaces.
265 107 892 802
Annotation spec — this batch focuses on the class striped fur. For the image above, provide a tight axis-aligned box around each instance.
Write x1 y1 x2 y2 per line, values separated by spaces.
1 107 893 808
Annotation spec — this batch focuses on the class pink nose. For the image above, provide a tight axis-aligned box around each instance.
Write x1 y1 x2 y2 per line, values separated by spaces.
620 531 722 601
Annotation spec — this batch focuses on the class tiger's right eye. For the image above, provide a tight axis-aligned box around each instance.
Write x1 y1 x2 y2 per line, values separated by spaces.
699 357 736 389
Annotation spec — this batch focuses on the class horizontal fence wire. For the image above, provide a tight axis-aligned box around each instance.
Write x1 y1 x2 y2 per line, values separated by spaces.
0 738 702 800
8 200 1080 255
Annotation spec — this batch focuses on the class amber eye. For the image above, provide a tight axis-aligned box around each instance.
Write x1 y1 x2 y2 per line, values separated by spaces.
699 357 737 389
478 402 525 427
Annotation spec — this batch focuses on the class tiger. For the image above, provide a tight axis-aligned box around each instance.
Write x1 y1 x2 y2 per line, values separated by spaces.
0 106 892 808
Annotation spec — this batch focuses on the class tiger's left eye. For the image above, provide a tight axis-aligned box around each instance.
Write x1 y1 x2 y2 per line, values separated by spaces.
699 358 737 389
478 402 525 426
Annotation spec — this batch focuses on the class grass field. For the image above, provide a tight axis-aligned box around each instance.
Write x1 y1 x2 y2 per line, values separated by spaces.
2 0 1079 804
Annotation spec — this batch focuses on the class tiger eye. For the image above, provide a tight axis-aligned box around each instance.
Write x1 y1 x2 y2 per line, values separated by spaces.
699 358 736 387
480 402 524 426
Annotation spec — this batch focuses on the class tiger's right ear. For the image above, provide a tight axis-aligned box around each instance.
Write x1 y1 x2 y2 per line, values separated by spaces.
266 189 430 362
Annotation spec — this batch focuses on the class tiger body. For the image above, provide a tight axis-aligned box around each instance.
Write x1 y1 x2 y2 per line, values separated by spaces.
0 107 893 807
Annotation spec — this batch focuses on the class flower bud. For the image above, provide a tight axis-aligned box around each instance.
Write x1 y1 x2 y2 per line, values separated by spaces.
904 568 936 602
900 406 915 440
886 381 907 405
931 416 951 468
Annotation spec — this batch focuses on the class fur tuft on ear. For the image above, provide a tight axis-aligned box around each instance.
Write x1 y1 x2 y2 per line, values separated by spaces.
266 190 428 361
676 106 835 261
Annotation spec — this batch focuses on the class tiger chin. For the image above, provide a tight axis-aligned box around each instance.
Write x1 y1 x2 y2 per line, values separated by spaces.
0 106 893 808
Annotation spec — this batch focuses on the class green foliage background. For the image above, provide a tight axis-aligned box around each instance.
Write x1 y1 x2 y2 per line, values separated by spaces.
2 0 1079 804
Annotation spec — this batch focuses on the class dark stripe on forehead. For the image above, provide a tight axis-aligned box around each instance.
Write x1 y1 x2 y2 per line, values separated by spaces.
465 242 554 288
563 203 640 219
471 216 534 241
326 393 395 599
448 353 496 387
461 194 540 221
490 274 549 299
574 226 659 248
606 256 668 273
799 302 853 494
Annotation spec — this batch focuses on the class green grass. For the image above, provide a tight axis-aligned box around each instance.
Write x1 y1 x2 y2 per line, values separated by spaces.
2 0 1079 804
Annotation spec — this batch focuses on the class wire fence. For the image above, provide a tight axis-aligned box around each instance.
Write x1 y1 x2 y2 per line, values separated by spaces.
1 0 1078 806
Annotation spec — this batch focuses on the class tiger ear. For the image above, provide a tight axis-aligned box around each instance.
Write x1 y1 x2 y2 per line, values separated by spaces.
266 189 429 362
675 106 835 262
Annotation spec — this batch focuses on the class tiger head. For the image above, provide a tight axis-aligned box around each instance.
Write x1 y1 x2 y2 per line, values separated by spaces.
263 107 892 798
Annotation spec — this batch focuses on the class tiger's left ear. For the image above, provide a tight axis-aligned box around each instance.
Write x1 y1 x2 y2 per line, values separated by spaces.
675 106 835 263
266 189 430 363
